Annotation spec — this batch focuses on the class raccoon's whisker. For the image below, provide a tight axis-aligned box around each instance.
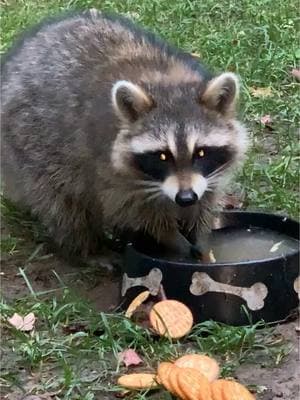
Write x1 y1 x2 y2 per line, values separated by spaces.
206 180 221 189
130 187 161 195
207 170 225 182
143 187 161 192
206 170 226 184
206 162 231 179
134 180 160 187
145 192 162 202
207 175 221 184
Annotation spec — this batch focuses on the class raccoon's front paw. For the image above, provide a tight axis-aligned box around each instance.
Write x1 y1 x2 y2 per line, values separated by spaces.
190 244 203 260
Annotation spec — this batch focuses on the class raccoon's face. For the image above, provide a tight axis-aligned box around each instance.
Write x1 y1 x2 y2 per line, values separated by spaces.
111 74 248 207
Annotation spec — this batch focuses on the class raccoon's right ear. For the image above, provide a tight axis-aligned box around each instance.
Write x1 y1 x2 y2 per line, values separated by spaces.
201 72 239 118
112 80 154 123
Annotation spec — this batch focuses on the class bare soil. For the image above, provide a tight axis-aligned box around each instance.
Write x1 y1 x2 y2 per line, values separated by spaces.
1 247 299 400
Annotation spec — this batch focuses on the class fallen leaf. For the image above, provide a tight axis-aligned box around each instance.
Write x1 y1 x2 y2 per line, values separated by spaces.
7 312 36 331
260 114 273 126
118 349 143 367
269 241 283 253
249 86 272 98
291 68 300 81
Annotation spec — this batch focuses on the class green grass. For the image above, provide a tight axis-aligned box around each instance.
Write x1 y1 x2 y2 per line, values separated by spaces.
1 282 290 399
1 0 299 398
1 0 299 218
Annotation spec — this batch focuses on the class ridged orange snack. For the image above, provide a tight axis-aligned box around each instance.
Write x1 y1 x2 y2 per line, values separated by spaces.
175 354 220 381
177 367 212 400
168 365 189 400
149 300 193 339
211 379 256 400
125 290 150 318
117 373 158 389
157 362 175 394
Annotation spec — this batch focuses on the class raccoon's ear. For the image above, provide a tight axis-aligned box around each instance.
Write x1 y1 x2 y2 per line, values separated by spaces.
112 80 153 122
201 72 239 117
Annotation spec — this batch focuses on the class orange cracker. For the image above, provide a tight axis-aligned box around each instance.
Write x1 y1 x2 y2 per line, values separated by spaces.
117 373 158 390
211 379 255 400
177 367 212 400
125 290 150 318
175 354 220 381
168 366 189 400
211 379 224 399
157 362 175 394
149 300 193 339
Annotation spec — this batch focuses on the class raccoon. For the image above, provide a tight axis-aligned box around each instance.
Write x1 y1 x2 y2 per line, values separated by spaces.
1 10 248 260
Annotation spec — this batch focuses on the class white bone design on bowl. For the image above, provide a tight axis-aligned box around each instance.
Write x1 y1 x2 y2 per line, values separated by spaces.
122 268 163 296
190 272 268 311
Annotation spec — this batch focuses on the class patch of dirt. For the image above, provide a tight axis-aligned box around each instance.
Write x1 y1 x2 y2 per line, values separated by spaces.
1 242 299 399
236 321 299 400
1 251 121 312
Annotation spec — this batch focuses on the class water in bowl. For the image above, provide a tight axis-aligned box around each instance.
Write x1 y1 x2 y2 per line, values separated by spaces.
208 226 299 263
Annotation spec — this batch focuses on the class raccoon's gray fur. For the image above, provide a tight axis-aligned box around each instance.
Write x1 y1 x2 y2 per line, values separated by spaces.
1 10 248 259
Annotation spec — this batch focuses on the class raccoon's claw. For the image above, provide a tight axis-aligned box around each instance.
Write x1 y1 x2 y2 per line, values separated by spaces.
190 245 203 260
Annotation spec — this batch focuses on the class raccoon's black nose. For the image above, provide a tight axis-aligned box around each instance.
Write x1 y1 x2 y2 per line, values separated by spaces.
175 190 198 207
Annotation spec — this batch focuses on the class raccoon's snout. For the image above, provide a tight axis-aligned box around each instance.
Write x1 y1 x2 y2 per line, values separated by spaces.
175 189 198 207
162 174 207 204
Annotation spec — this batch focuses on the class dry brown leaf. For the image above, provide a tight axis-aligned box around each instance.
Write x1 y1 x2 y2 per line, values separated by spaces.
118 349 143 367
249 86 272 98
7 312 36 331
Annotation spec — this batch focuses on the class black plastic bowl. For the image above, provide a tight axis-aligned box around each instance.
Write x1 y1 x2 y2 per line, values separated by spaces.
122 211 299 326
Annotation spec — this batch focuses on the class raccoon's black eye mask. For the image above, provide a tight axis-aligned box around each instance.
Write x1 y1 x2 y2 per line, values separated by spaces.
133 150 173 181
193 145 235 176
133 146 235 181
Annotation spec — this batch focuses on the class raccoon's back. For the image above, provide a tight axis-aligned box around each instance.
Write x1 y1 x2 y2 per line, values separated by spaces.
1 11 130 161
1 10 212 178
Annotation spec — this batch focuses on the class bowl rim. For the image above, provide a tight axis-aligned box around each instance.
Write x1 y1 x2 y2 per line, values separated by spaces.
126 210 300 268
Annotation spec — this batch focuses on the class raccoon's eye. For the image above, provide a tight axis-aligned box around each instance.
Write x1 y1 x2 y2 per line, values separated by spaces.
160 152 167 161
197 149 205 158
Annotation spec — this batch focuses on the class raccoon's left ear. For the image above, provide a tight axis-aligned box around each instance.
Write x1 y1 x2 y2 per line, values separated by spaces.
201 72 239 117
112 80 154 123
